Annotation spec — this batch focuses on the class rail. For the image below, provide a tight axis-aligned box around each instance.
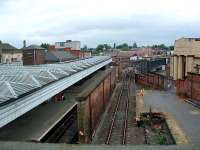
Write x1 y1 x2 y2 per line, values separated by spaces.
105 74 130 145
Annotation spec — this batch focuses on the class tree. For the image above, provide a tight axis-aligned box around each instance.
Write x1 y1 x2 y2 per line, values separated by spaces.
96 44 104 53
169 45 174 50
41 43 50 49
113 43 116 49
116 43 129 51
83 45 88 51
151 44 168 50
95 44 111 54
133 42 137 48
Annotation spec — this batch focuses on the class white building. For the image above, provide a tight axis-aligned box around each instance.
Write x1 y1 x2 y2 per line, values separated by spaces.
55 40 81 50
0 41 22 64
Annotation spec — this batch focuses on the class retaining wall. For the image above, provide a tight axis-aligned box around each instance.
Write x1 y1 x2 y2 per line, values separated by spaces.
135 73 167 90
176 73 200 102
76 67 118 143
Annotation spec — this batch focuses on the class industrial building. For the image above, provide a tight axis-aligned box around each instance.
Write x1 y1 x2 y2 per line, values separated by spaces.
55 40 81 50
170 38 200 102
22 45 46 65
170 38 200 79
52 40 91 58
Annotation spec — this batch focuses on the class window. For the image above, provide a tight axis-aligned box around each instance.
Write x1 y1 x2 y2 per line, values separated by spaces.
60 42 65 47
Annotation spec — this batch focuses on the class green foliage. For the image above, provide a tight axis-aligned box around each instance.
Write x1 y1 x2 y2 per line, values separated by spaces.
169 45 174 50
82 45 88 51
95 44 111 54
159 135 167 145
116 43 129 51
40 43 50 49
113 43 116 49
133 42 137 48
115 42 137 50
151 44 169 50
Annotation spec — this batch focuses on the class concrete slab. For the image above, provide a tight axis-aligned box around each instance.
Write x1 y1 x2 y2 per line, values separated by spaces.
142 88 200 144
0 141 200 150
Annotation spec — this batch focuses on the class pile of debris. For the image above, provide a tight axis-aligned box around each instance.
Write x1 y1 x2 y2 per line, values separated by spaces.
137 112 175 145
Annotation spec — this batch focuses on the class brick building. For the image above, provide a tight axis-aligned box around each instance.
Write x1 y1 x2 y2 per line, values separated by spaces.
111 48 159 78
55 40 81 50
22 45 45 65
170 38 200 102
63 48 91 58
49 40 91 58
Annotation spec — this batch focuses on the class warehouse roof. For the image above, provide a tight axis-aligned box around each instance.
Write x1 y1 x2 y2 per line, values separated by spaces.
45 51 77 62
0 56 110 105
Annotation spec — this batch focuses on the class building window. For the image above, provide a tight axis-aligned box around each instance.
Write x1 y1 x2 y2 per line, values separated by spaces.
60 42 65 47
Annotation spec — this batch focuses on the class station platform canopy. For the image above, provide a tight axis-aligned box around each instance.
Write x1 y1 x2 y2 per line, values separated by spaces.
0 56 110 106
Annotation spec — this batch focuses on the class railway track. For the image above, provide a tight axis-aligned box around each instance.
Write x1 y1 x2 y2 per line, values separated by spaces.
105 75 130 145
39 105 78 143
46 113 76 143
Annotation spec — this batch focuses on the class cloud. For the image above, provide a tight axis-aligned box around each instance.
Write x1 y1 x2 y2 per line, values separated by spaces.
0 0 200 48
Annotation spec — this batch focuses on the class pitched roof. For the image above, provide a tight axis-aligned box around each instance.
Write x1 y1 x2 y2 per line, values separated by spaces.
45 51 77 62
0 43 18 50
2 43 17 50
22 45 45 50
118 51 136 57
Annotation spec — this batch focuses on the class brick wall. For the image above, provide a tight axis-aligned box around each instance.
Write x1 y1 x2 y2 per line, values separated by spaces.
23 49 45 65
76 67 117 143
64 48 91 58
176 73 200 101
135 73 165 90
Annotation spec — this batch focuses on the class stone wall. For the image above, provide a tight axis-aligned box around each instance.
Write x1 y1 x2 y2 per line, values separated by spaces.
174 38 200 56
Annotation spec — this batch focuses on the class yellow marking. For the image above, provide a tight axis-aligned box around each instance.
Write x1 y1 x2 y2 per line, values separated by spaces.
136 90 188 144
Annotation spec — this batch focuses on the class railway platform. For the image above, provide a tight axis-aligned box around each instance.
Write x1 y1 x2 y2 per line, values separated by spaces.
0 92 77 142
142 88 200 144
0 69 113 142
0 141 200 150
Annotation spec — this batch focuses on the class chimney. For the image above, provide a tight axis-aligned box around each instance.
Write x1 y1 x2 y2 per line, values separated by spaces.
23 40 26 48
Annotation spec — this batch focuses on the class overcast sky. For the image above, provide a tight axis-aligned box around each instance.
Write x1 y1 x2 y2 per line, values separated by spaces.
0 0 200 48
